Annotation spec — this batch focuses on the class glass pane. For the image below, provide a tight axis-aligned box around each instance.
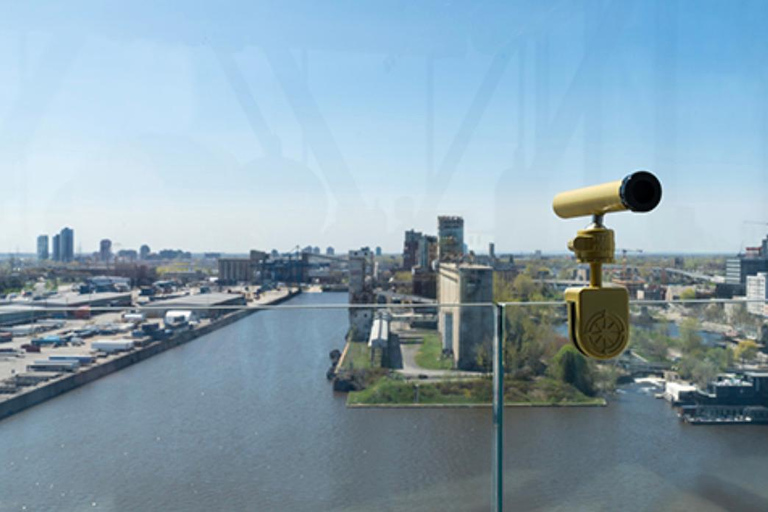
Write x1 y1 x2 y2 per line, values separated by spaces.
0 294 497 511
501 300 768 510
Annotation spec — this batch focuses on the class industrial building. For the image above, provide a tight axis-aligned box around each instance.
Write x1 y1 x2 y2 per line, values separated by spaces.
437 262 494 370
0 304 46 326
368 312 391 349
141 292 247 319
348 248 374 341
218 258 252 284
217 250 309 285
412 267 437 299
43 291 133 311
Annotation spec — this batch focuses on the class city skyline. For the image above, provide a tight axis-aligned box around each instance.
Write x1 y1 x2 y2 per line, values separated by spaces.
3 2 768 253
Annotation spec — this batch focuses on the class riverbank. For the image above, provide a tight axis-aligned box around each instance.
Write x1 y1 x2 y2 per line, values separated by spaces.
0 288 301 422
347 374 606 408
348 400 606 409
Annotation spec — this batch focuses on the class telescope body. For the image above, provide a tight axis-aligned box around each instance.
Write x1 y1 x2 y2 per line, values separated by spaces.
552 171 661 219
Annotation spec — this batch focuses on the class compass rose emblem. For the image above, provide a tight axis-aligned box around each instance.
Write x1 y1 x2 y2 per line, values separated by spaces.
584 310 627 357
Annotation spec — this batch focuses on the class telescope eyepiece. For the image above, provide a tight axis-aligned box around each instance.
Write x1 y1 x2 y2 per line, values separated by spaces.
620 171 662 213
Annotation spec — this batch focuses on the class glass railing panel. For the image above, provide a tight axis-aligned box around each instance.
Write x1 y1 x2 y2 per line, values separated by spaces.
499 299 768 511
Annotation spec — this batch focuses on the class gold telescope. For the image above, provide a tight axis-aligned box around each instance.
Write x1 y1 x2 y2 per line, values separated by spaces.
553 171 662 219
553 171 662 359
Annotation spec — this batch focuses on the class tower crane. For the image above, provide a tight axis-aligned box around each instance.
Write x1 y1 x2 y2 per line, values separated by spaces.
616 248 643 282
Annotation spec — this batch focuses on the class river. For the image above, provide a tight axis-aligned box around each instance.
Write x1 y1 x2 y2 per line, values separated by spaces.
1 292 767 511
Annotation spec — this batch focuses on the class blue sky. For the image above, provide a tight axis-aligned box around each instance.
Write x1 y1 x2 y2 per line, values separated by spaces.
1 0 768 255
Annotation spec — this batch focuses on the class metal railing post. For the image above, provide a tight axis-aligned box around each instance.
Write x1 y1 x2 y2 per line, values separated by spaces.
492 303 504 512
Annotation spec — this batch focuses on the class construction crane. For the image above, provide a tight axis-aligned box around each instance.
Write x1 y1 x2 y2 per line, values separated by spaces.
740 221 768 255
616 248 643 282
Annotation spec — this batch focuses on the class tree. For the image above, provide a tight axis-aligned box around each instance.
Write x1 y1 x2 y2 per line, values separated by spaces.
703 303 725 324
705 346 733 372
679 318 702 354
551 345 595 396
475 344 491 372
680 288 697 301
512 274 536 301
734 340 759 365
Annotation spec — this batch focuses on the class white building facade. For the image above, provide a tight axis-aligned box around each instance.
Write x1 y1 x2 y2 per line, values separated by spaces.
746 272 768 316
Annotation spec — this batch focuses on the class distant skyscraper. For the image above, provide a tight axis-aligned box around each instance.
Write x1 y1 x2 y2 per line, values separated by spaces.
403 229 422 270
100 239 112 262
37 235 49 260
437 216 464 262
52 234 61 261
417 235 437 269
375 246 382 256
313 246 320 255
140 244 151 260
59 227 74 262
326 247 335 256
488 242 495 259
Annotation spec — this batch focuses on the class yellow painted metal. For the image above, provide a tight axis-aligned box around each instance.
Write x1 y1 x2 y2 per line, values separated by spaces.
563 225 629 359
552 179 625 219
554 172 661 360
568 227 615 265
565 286 629 360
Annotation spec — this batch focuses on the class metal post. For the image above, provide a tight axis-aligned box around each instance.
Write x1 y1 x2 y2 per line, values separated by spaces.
492 303 504 512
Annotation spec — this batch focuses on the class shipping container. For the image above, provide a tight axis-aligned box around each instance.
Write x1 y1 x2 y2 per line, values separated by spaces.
91 339 134 353
49 355 94 364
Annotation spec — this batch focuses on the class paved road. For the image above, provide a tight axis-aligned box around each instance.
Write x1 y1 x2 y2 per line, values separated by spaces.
396 340 479 380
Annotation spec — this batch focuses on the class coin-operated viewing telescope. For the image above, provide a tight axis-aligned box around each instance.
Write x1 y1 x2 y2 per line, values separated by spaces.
552 171 662 359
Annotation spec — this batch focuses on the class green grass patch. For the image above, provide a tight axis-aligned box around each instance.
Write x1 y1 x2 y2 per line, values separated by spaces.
341 341 372 370
348 375 604 406
414 331 453 370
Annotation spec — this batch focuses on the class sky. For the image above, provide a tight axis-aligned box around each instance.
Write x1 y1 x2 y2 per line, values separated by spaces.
1 0 768 255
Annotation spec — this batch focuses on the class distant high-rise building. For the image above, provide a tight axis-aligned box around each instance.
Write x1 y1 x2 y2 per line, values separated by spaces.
140 244 151 260
59 227 74 262
52 234 61 261
375 246 382 256
489 242 495 259
100 239 112 262
37 235 49 260
326 247 335 256
417 235 437 269
403 229 422 270
437 216 464 262
313 246 320 255
747 272 768 316
725 237 768 296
